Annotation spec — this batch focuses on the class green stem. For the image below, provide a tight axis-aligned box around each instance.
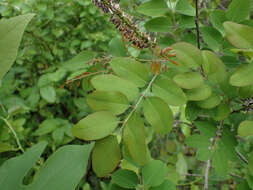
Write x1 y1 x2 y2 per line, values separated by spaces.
0 116 24 153
122 74 158 128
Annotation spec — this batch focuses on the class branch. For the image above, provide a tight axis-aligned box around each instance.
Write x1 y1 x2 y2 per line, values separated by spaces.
122 74 158 128
195 0 201 49
0 116 24 153
204 159 211 190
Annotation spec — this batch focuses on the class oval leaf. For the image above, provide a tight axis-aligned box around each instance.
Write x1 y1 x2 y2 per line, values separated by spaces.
238 120 253 137
142 160 168 187
152 76 187 106
87 91 129 115
72 111 118 140
202 50 227 83
110 57 149 87
230 63 253 87
143 97 173 135
40 85 56 103
196 93 221 109
171 42 203 69
91 74 139 101
223 22 253 49
123 113 147 166
137 0 168 17
185 84 212 101
92 135 121 177
173 72 204 89
111 169 139 189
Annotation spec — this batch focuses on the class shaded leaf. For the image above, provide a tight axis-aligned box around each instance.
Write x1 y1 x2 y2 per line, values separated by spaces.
111 169 139 189
137 0 168 17
92 135 121 177
123 113 147 166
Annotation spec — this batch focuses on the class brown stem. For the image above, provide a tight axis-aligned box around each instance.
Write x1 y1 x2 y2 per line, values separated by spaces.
195 0 201 49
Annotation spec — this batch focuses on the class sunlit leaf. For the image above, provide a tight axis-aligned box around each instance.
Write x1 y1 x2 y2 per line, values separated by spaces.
72 111 118 140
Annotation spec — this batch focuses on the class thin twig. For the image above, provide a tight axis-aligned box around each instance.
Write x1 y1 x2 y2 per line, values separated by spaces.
195 0 201 49
204 159 211 190
236 149 249 164
0 116 24 153
122 74 158 128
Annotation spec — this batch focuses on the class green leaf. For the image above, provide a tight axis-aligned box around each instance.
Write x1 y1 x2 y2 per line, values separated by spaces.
34 119 60 136
210 10 227 36
176 153 188 180
109 37 127 57
152 76 187 106
196 93 221 109
137 0 168 17
0 142 47 190
149 180 176 190
145 17 172 33
110 57 149 88
72 111 118 140
238 120 253 137
202 50 227 84
213 103 231 121
185 84 212 101
60 51 96 72
230 63 253 87
173 72 204 89
143 97 173 135
123 113 147 166
92 135 121 177
0 14 35 80
226 0 251 23
212 141 229 177
175 0 195 16
111 169 139 189
223 22 253 49
87 91 129 115
142 160 168 187
171 42 202 69
200 26 223 52
40 85 56 103
27 143 94 190
91 74 139 102
239 85 253 98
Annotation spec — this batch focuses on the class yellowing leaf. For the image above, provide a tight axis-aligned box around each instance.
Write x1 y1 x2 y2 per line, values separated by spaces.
185 84 212 101
171 42 202 69
224 22 253 49
196 93 221 109
173 72 204 89
230 63 253 87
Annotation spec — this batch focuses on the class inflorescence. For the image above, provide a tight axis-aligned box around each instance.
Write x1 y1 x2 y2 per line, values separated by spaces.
92 0 156 49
